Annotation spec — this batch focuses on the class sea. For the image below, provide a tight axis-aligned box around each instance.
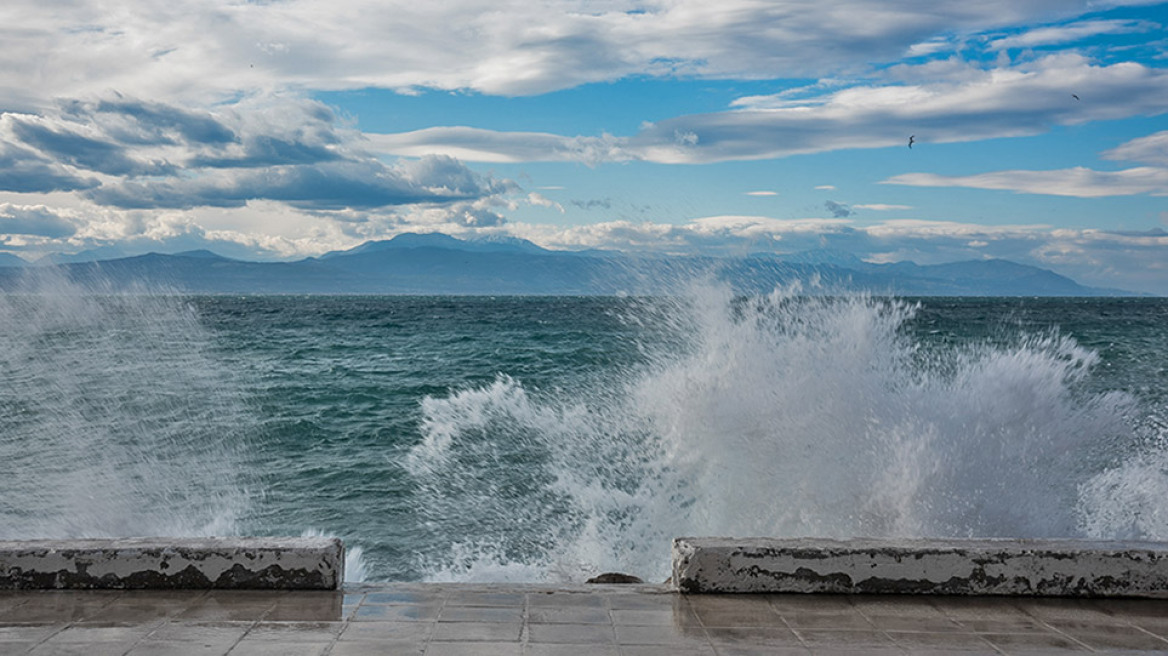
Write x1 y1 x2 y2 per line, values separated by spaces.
1 277 1166 584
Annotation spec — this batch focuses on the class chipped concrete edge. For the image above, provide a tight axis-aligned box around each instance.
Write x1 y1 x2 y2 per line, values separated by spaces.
0 537 344 590
672 537 1168 598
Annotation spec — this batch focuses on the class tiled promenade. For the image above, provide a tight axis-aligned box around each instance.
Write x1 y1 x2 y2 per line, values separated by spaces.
4 583 1168 655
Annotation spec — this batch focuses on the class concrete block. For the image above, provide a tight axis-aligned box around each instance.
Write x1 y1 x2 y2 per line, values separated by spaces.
672 537 1168 598
0 537 343 590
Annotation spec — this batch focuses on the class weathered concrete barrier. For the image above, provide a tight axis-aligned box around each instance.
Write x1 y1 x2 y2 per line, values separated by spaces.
0 537 343 590
672 537 1168 598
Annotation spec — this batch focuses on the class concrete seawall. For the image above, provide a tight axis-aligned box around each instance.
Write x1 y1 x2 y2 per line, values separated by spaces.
0 537 343 590
673 537 1168 598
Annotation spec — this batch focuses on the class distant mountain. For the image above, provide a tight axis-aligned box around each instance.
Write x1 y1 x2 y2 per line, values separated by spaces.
0 252 27 267
35 246 133 265
319 232 549 259
0 234 1136 296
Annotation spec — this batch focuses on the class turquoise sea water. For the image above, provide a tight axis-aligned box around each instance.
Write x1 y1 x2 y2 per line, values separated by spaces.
2 284 1167 583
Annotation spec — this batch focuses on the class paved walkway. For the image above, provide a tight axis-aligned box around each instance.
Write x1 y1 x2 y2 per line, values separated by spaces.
3 583 1168 655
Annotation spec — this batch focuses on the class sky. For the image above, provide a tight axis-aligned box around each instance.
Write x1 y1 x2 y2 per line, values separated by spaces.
1 1 1167 294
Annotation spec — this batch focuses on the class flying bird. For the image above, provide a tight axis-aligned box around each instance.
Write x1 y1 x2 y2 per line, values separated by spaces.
908 135 915 149
1072 94 1080 100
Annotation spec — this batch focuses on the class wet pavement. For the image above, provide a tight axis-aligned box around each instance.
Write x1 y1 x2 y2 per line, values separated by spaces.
3 583 1168 654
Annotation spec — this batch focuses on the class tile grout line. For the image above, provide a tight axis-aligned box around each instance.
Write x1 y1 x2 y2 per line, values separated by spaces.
320 589 361 656
932 600 1025 656
850 599 919 654
519 591 531 648
601 593 618 652
426 585 450 652
764 595 812 651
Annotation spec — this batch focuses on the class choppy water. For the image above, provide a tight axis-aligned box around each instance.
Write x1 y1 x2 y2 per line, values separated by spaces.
2 277 1166 583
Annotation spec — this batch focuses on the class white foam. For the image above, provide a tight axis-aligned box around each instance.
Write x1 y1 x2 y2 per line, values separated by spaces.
409 283 1163 583
0 272 250 541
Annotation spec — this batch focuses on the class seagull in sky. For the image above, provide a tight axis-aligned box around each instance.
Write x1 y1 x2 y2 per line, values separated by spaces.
1072 94 1080 100
908 135 915 149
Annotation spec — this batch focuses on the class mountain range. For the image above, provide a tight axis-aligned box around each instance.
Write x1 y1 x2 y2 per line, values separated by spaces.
0 232 1134 296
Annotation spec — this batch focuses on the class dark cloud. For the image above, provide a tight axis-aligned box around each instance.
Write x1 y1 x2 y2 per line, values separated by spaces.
570 198 613 210
0 142 99 193
10 119 173 177
67 98 238 146
87 157 511 211
189 135 340 168
2 96 516 216
825 200 853 218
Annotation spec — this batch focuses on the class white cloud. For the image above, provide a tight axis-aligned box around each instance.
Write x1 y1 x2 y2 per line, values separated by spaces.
0 0 1159 108
372 54 1168 164
853 204 912 211
366 128 632 165
884 166 1168 197
501 214 1167 293
0 203 78 238
988 19 1157 50
1103 130 1168 165
745 191 778 196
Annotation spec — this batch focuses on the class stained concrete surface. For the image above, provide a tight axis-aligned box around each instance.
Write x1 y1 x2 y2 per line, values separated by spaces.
0 538 344 591
674 537 1168 598
4 583 1168 654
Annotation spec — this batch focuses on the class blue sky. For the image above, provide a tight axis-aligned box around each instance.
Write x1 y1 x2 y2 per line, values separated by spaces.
1 1 1167 293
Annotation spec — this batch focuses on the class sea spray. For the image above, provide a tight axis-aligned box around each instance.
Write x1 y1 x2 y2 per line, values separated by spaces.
0 273 250 539
409 283 1153 583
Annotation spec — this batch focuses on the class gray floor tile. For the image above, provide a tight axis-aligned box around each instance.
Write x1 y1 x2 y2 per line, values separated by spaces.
447 592 525 607
979 632 1092 652
705 626 804 647
127 640 235 656
227 641 330 656
47 623 153 643
713 646 811 656
426 642 524 656
262 593 344 622
1054 626 1168 651
528 606 611 624
793 628 898 648
950 617 1050 634
618 644 717 656
0 624 63 642
439 606 524 623
329 640 425 655
364 590 446 605
352 603 441 622
527 622 616 644
0 641 38 656
767 595 856 614
615 623 708 645
338 620 433 642
243 621 344 640
431 620 522 642
29 642 140 656
612 608 701 627
525 643 620 656
146 620 252 642
695 608 784 628
607 595 687 611
782 612 876 630
886 631 999 650
6 583 1168 655
528 593 607 609
864 614 965 632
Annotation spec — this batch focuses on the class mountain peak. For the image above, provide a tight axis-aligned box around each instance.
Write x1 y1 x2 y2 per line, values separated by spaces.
321 232 549 259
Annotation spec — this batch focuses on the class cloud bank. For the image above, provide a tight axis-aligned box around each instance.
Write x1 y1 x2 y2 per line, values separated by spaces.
2 0 1157 106
372 54 1168 164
